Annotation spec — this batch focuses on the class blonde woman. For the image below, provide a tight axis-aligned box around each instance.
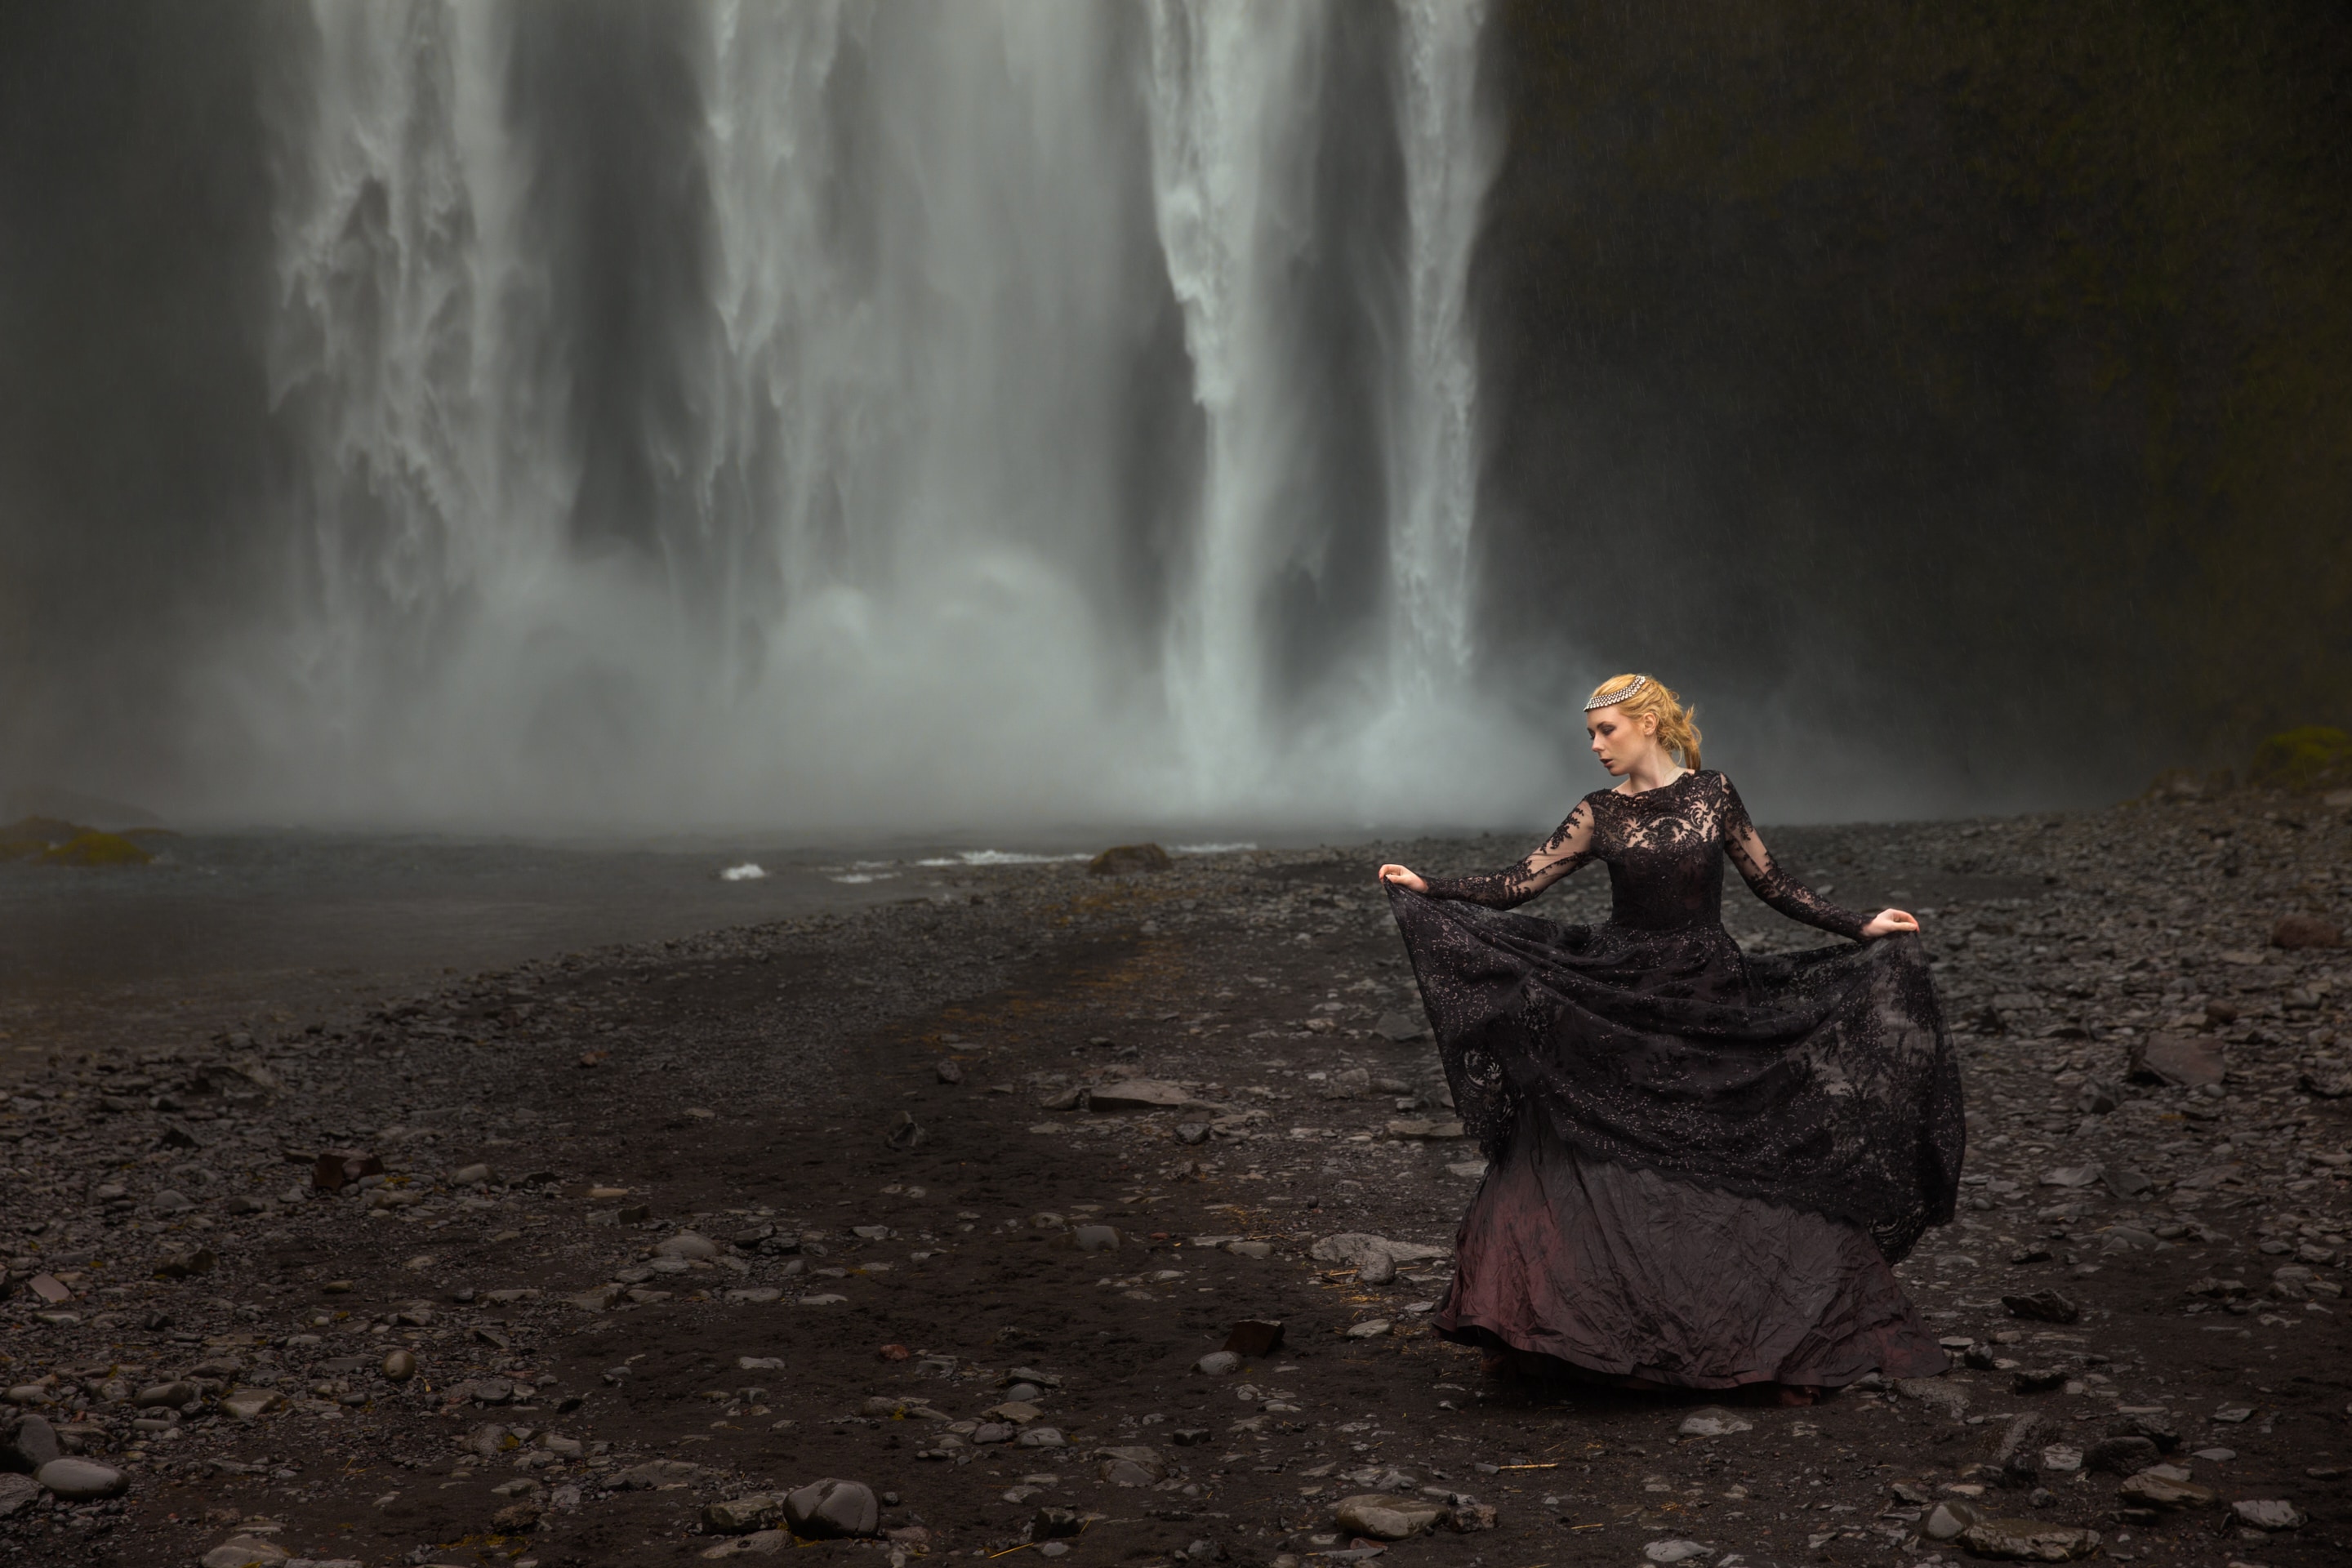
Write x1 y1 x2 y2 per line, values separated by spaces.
1379 674 1959 1404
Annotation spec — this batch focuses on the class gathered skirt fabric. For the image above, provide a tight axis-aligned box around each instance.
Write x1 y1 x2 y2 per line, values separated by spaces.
1434 1107 1949 1388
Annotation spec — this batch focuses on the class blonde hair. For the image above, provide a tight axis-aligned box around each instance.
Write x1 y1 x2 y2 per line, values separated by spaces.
1588 673 1703 770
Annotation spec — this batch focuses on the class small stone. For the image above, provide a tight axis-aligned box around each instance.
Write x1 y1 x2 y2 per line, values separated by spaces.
1225 1241 1272 1259
1333 1492 1445 1540
382 1350 417 1382
1095 1445 1167 1486
135 1381 199 1409
1018 1428 1066 1448
1223 1320 1285 1356
1924 1500 1984 1540
2118 1468 2217 1509
1371 1012 1430 1042
1343 1319 1392 1339
1033 1507 1085 1539
784 1477 879 1539
199 1535 289 1568
1957 1520 2100 1561
2040 1446 2083 1474
656 1232 719 1261
2230 1499 2305 1530
1195 1352 1241 1376
704 1492 789 1534
884 1111 927 1151
25 1275 71 1305
1643 1543 1713 1565
149 1190 195 1214
2013 1366 2067 1393
1678 1406 1754 1438
0 1473 38 1518
492 1501 541 1532
588 1186 630 1200
611 1459 706 1490
153 1248 217 1280
220 1391 281 1421
701 1530 792 1559
1087 1080 1195 1112
1066 1224 1120 1253
452 1164 494 1187
34 1458 127 1500
2002 1290 2081 1324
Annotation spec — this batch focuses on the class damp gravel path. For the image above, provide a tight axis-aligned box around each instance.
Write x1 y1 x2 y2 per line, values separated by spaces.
1 789 2348 1568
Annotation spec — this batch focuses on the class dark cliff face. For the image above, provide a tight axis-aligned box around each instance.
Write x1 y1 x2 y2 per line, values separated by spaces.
1472 0 2352 804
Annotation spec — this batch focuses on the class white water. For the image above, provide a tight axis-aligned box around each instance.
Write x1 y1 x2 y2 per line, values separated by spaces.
239 0 1558 834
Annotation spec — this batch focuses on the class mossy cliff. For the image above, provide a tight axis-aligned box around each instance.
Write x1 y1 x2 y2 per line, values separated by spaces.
1477 1 2352 792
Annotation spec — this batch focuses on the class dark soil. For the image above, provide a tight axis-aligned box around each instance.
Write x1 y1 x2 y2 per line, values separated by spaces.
2 791 2349 1568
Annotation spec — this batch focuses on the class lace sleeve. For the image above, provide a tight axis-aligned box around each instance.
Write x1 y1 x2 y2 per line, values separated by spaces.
1714 775 1871 941
1419 800 1597 910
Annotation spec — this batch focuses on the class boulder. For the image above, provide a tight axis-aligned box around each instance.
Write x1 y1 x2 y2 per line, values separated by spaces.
1087 844 1173 876
784 1477 879 1539
1 1413 60 1472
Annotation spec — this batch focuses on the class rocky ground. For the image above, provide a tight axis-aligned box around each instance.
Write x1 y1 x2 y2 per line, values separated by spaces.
2 786 2349 1568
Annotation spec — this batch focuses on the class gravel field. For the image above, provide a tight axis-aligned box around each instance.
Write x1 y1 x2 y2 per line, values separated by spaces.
2 786 2349 1568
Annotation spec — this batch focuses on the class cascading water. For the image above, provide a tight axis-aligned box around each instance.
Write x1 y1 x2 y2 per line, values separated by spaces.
245 0 1557 832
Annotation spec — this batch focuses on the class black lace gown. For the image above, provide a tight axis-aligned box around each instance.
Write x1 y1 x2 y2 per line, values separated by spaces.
1389 769 1962 1388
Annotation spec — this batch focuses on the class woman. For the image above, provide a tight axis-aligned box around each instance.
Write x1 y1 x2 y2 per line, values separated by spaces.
1378 674 1961 1402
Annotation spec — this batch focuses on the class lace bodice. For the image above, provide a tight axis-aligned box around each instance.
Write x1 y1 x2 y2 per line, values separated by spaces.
1421 770 1869 941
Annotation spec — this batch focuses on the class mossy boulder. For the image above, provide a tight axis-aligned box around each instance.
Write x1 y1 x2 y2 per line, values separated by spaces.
1088 843 1174 876
2248 726 2352 793
0 818 155 866
40 831 154 867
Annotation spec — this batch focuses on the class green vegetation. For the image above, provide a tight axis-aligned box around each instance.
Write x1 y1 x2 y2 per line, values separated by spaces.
0 817 157 866
2249 726 2352 793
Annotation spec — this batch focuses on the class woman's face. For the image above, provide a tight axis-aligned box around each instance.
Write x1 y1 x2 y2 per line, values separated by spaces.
1586 704 1659 776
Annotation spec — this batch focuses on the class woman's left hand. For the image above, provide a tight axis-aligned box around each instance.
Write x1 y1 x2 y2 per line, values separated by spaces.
1860 908 1920 939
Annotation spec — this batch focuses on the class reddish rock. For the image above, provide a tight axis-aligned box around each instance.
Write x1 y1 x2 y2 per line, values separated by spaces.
2273 914 2342 949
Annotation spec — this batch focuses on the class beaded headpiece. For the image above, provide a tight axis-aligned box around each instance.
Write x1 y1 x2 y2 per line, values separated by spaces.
1583 675 1649 711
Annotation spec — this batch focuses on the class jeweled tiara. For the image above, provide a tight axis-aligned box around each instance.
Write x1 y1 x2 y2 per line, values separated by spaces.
1583 675 1648 711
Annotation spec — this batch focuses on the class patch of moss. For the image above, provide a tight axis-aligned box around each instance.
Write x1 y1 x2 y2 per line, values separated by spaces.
2248 726 2352 792
35 831 154 867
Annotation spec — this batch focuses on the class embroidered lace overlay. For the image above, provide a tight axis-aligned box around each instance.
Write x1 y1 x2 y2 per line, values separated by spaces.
1390 770 1963 1263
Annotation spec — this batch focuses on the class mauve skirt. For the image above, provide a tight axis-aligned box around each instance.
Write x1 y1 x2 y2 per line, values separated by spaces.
1434 1107 1949 1388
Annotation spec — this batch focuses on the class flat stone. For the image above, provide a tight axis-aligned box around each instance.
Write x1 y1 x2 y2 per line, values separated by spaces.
611 1460 705 1490
136 1381 199 1409
220 1391 283 1421
1371 1012 1430 1042
2118 1468 2216 1509
783 1477 878 1539
725 1287 784 1304
35 1458 127 1500
1017 1428 1065 1448
199 1536 289 1568
149 1190 195 1214
1383 1118 1467 1139
1333 1492 1445 1540
1643 1544 1713 1565
1343 1319 1393 1339
1958 1520 2100 1561
1086 1080 1196 1112
1223 1320 1285 1356
704 1492 789 1535
1308 1232 1447 1269
452 1164 494 1186
1225 1241 1272 1259
2230 1499 2305 1530
1095 1446 1166 1486
800 1293 849 1307
656 1232 719 1261
25 1275 71 1305
2013 1366 2067 1393
2129 1033 2225 1088
1678 1406 1754 1438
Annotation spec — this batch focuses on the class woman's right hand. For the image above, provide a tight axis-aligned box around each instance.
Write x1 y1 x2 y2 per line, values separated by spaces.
1378 864 1427 893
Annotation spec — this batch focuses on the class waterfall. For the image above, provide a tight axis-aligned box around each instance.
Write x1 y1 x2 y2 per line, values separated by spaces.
250 0 1550 831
